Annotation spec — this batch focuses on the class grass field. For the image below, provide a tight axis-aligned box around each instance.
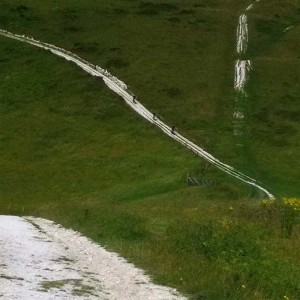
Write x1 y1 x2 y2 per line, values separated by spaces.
0 0 299 299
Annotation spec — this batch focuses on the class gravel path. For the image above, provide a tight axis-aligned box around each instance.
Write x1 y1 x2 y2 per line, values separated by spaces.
0 215 185 300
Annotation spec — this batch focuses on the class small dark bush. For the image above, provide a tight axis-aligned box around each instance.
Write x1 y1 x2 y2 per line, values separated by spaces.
8 5 31 18
17 5 29 12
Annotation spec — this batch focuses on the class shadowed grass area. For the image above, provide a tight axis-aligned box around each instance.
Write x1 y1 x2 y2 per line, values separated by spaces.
0 0 299 299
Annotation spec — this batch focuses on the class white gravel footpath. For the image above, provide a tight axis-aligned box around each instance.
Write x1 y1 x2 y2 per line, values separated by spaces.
0 215 186 300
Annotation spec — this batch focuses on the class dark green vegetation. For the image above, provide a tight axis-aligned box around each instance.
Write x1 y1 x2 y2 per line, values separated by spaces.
0 0 299 299
41 279 95 296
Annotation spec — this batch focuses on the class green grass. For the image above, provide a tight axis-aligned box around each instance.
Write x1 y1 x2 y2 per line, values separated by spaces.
0 0 299 299
41 279 95 296
246 0 300 197
0 0 298 196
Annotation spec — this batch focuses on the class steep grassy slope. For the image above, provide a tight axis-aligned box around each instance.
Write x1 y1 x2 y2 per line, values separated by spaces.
0 0 299 299
0 36 256 299
0 0 298 195
0 0 298 196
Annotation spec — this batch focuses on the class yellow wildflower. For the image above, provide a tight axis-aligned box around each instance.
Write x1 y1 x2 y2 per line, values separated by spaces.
283 198 300 211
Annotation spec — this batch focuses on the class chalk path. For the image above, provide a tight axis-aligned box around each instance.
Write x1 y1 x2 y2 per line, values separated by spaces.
233 1 260 137
0 215 185 299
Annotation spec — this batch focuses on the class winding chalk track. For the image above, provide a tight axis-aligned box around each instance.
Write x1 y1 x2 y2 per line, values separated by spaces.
0 215 185 299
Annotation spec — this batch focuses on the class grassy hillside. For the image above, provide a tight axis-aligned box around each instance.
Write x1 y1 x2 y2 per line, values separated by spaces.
0 0 299 195
0 0 299 299
246 1 300 197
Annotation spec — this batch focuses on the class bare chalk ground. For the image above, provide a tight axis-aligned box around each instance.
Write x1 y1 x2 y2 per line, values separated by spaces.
0 215 185 300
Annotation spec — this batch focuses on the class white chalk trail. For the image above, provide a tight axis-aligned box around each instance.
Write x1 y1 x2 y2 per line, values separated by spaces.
233 106 245 137
237 14 249 54
283 25 294 33
235 0 260 92
0 215 185 299
0 29 274 198
234 60 252 93
246 0 261 12
233 59 251 136
233 1 260 140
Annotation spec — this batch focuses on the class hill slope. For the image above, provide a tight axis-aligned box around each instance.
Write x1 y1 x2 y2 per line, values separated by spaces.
0 1 299 299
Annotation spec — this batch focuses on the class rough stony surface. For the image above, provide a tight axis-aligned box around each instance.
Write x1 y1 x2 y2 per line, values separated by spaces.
0 215 186 299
